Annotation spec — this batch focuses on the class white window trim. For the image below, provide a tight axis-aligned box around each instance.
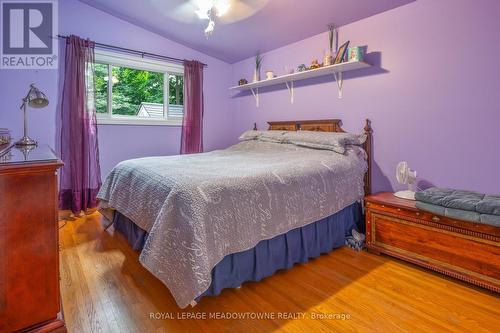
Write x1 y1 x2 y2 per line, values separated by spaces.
94 49 184 126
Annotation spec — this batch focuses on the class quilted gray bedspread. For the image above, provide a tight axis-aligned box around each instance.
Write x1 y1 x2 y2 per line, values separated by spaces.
98 140 367 308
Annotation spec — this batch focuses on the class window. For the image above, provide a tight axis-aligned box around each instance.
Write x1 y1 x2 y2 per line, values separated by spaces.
94 49 184 125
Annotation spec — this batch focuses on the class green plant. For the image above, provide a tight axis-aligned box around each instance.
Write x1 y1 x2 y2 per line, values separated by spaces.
328 24 336 52
255 53 263 70
94 64 183 116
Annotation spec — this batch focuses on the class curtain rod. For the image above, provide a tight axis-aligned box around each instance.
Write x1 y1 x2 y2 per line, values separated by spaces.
56 35 207 67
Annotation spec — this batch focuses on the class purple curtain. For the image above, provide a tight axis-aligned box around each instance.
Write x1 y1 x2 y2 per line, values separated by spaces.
59 35 101 214
180 60 204 154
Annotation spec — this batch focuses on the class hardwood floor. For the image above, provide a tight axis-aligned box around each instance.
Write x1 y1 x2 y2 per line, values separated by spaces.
59 212 500 333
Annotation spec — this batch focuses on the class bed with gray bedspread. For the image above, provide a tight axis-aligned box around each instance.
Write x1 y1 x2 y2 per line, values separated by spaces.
98 140 367 308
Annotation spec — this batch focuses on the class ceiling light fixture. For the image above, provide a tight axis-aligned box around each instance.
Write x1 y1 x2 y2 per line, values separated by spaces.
195 0 231 38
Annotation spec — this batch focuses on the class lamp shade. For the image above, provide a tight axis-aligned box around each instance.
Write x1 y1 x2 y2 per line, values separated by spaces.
27 84 49 108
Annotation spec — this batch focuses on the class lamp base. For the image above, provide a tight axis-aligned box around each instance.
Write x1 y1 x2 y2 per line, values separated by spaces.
16 136 37 147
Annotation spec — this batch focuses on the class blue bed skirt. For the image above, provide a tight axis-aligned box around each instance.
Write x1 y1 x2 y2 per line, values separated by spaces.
113 202 362 300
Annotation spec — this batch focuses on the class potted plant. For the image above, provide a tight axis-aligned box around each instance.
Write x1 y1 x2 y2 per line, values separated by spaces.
324 25 336 66
253 52 263 82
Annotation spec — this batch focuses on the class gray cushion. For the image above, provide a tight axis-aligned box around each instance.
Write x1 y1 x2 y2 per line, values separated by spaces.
477 195 500 215
415 187 500 218
440 190 484 211
414 188 455 206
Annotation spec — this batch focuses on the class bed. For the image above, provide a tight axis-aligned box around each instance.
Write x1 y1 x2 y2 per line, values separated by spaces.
98 119 373 308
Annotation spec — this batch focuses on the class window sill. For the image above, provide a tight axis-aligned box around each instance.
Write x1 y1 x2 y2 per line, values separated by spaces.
96 117 182 126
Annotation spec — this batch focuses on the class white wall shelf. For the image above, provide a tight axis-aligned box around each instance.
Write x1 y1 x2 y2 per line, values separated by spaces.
229 60 371 106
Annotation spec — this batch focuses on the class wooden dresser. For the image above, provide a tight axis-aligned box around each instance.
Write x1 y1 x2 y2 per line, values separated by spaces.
0 144 66 332
365 192 500 293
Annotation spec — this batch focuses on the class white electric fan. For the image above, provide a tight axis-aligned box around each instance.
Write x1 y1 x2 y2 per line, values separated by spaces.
394 161 417 200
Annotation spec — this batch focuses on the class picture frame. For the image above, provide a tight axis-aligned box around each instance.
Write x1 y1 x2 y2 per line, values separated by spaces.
333 41 350 64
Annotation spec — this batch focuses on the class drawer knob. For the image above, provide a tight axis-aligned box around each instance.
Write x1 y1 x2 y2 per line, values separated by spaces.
397 208 402 212
432 216 440 222
416 212 420 216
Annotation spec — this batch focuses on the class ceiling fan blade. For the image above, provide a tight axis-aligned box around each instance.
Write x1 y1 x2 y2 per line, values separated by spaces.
150 0 199 24
151 0 270 24
218 0 269 24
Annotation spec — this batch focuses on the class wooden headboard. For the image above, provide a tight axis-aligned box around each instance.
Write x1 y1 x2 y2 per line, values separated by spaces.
267 119 373 196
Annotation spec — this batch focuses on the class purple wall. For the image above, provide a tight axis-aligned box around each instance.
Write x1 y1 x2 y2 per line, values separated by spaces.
2 0 499 194
0 0 234 178
229 0 500 194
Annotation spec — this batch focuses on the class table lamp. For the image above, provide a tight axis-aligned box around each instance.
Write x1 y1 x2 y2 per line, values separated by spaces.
16 84 49 146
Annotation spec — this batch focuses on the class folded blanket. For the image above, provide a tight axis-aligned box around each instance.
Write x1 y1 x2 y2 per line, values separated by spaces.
480 214 500 227
415 202 480 222
415 187 500 217
415 202 500 227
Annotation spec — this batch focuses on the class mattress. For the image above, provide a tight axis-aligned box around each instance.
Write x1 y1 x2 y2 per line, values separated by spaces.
98 140 367 307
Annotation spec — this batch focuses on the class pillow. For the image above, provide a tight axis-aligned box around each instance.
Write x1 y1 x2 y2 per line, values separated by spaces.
238 130 260 141
238 130 286 143
333 132 367 146
259 130 286 143
283 131 367 153
292 141 346 154
283 131 346 154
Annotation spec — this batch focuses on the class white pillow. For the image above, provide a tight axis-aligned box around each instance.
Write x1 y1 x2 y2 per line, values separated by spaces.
238 130 286 143
283 131 367 154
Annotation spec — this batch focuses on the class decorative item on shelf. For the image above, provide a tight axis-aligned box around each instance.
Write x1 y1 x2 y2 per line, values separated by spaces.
265 70 274 80
324 24 337 66
0 128 11 146
283 65 294 75
309 59 321 70
238 78 248 86
253 52 263 82
323 50 332 67
333 41 349 65
297 64 307 72
16 84 49 147
348 46 365 62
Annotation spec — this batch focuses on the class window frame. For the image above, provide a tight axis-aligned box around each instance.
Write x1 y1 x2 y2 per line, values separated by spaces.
94 49 184 126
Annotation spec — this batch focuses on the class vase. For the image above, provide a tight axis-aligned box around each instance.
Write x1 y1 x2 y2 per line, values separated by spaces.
324 50 333 66
252 69 260 82
265 70 275 80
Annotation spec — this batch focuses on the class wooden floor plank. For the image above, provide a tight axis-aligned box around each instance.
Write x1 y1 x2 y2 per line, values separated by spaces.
59 212 500 333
